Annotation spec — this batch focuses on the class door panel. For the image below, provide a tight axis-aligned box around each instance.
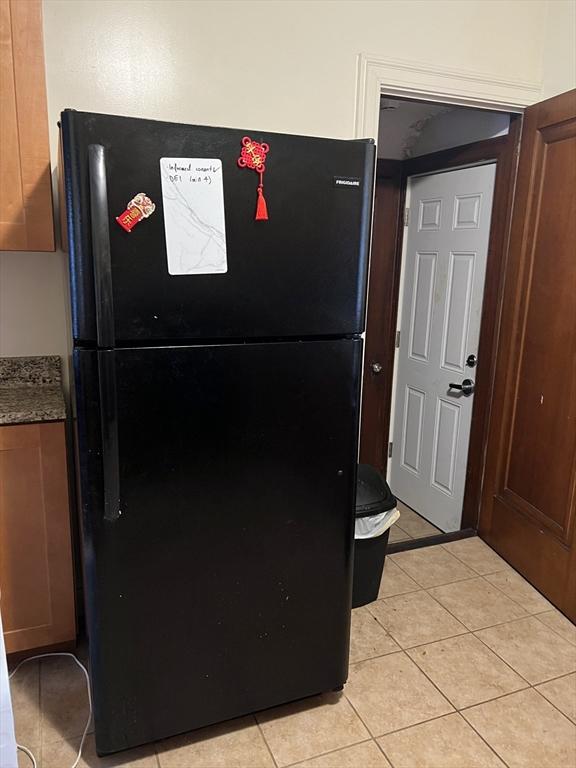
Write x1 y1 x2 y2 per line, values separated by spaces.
442 252 475 371
431 398 459 496
0 423 75 652
402 386 425 473
506 130 575 522
390 164 496 532
61 111 374 343
480 89 576 620
74 339 362 754
409 252 436 361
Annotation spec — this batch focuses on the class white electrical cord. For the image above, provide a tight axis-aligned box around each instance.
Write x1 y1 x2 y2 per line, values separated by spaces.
8 652 92 768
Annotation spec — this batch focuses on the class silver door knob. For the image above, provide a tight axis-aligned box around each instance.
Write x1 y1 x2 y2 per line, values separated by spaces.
371 362 383 375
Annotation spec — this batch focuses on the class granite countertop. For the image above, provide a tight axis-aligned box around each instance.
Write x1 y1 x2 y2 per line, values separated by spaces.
0 356 66 425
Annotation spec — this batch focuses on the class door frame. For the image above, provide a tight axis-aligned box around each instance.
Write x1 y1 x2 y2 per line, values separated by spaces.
359 158 403 475
361 115 522 534
354 54 539 142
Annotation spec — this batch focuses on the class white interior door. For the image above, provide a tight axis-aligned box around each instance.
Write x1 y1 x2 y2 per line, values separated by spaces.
389 164 496 532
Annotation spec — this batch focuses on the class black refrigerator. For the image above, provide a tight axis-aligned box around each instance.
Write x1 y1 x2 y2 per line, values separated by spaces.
61 109 375 755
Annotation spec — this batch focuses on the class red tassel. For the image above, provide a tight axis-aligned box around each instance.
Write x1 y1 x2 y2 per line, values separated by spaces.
238 139 270 222
255 185 268 221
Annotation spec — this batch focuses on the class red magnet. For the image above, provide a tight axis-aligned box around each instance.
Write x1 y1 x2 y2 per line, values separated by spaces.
116 193 156 232
237 136 269 221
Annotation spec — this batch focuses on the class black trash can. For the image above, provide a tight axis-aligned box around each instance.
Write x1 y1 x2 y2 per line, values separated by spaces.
352 464 397 608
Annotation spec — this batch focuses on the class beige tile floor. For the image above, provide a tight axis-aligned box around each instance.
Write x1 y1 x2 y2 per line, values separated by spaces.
388 502 442 544
9 538 576 768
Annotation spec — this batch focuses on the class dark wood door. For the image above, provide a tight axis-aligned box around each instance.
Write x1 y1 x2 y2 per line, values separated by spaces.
480 89 576 621
359 161 402 474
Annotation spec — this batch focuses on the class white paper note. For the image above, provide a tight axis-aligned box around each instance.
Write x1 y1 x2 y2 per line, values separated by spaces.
160 158 227 275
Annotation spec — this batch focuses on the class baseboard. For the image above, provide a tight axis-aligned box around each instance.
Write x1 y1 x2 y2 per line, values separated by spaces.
387 527 476 554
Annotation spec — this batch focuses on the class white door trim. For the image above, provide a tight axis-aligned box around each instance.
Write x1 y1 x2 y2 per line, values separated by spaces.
354 53 541 141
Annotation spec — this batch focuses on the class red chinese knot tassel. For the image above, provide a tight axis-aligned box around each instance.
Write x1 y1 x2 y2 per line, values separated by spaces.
237 136 269 221
256 173 268 221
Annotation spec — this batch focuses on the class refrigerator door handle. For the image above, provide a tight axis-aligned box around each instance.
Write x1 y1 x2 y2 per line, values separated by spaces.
97 350 121 522
88 144 115 348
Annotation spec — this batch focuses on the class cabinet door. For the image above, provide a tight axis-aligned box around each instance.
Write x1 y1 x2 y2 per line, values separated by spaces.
0 422 75 652
0 0 54 251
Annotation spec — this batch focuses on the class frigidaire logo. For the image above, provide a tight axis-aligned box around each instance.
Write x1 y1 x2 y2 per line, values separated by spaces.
334 176 361 188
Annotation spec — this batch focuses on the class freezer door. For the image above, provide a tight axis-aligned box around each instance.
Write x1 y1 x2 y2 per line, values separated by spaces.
62 110 374 343
73 339 362 754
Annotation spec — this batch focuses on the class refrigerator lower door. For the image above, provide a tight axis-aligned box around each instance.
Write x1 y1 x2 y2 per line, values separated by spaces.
73 338 362 754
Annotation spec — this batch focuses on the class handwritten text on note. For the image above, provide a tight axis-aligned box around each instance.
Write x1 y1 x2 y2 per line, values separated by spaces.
160 158 227 275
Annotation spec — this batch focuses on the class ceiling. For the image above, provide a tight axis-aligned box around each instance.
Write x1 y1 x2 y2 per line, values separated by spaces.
377 98 452 159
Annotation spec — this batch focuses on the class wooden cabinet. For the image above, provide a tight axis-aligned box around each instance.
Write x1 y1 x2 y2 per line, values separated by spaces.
0 421 75 653
0 0 54 251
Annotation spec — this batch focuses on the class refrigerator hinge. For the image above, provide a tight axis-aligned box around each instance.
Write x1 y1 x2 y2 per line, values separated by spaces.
388 442 393 458
403 206 410 227
395 330 401 348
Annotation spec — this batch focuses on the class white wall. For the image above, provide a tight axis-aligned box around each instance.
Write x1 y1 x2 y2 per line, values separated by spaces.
1 0 574 368
408 109 510 157
40 0 549 146
0 251 70 359
542 0 576 98
0 615 17 768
